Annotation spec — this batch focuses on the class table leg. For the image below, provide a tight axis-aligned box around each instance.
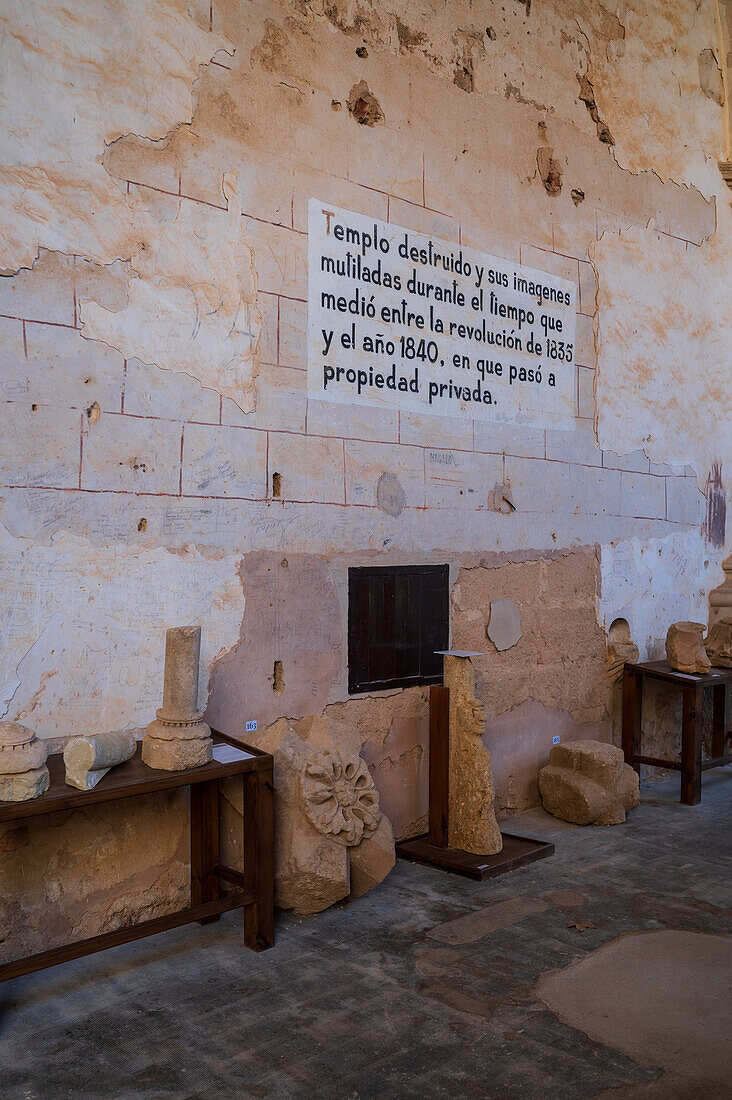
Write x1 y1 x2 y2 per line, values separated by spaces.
681 684 704 806
243 764 274 951
622 667 642 774
191 779 220 923
711 684 728 759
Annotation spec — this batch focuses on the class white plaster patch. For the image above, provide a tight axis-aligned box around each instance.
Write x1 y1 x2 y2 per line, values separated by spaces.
0 0 230 270
80 179 261 411
487 598 522 651
592 225 732 483
599 529 724 658
0 525 244 741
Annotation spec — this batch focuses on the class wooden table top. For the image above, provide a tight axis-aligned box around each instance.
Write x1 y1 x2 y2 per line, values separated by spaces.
0 732 270 823
627 659 732 687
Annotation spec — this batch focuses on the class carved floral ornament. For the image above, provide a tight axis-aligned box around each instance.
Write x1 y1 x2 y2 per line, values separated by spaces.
301 749 380 846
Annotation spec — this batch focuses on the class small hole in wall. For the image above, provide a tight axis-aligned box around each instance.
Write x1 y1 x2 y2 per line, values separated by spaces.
608 617 632 643
273 660 284 693
138 518 147 532
272 471 282 498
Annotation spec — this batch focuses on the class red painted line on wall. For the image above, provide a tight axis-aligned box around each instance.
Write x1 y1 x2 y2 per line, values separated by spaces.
21 320 27 358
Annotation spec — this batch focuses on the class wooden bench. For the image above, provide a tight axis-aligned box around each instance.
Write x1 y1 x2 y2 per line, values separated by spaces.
0 730 274 982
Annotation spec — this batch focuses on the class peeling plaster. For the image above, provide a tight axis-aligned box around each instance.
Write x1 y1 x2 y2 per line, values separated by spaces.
592 225 732 481
0 524 244 742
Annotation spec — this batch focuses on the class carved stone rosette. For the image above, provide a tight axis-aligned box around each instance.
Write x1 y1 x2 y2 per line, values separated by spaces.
301 749 380 846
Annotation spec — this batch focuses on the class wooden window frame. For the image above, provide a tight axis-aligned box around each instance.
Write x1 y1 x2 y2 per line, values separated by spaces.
347 564 449 694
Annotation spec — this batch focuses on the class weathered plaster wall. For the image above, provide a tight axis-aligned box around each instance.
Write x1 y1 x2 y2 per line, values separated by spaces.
0 0 730 950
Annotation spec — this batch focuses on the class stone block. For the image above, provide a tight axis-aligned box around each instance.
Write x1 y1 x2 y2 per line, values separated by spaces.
81 411 182 494
21 323 125 414
141 736 212 770
0 317 29 401
545 421 602 466
539 740 639 825
577 365 596 420
387 197 457 242
666 476 705 526
306 398 399 444
473 420 545 459
182 422 267 499
425 448 503 510
0 766 50 803
519 245 580 289
0 403 81 489
256 293 278 366
400 411 473 451
267 432 345 504
620 471 667 520
666 622 711 674
705 618 732 668
278 297 306 370
575 313 596 368
123 357 221 423
244 219 307 298
578 260 597 316
345 440 424 510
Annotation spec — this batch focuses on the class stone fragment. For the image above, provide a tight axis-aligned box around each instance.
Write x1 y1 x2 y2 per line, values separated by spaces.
665 621 711 675
63 729 137 790
245 714 395 914
349 816 395 900
705 617 732 668
486 598 522 651
0 722 49 802
142 625 212 771
709 554 732 627
445 654 502 855
302 749 380 846
539 740 639 826
606 619 639 684
0 766 50 803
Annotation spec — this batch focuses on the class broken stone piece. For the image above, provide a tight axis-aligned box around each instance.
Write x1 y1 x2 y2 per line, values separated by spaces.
0 722 50 802
665 621 711 675
243 715 395 915
445 654 503 856
142 625 212 771
705 617 732 668
0 766 50 803
539 740 639 826
349 815 395 900
486 598 522 652
709 553 732 627
63 729 137 790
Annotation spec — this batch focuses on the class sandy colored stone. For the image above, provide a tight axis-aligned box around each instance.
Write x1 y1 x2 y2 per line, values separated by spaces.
63 729 137 790
539 740 640 826
665 621 711 675
143 625 212 770
0 722 47 774
0 765 50 803
349 815 395 900
486 598 522 652
705 617 732 668
142 735 212 771
445 655 502 855
709 555 732 627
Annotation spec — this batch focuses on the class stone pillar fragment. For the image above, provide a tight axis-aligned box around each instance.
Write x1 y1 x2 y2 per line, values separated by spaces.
709 554 732 627
142 626 212 770
444 654 502 856
64 729 137 790
0 722 49 802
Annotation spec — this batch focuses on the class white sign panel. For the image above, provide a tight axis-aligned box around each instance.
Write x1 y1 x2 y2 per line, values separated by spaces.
307 200 577 429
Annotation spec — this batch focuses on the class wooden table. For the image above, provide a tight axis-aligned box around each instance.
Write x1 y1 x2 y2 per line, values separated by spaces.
622 660 732 805
0 730 274 982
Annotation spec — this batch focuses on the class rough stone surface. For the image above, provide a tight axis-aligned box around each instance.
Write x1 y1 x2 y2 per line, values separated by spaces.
63 729 137 789
709 555 732 626
486 598 522 652
666 621 711 675
0 722 47 774
0 764 50 803
705 617 732 668
539 740 640 826
445 654 502 855
244 715 395 914
143 625 212 770
141 735 212 771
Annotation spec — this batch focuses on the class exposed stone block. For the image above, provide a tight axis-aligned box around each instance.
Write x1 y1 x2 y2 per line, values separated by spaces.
81 411 182 494
182 423 268 499
539 740 639 825
0 403 81 489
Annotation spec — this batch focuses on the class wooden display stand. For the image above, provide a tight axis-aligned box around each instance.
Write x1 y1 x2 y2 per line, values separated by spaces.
0 730 274 983
396 683 554 879
622 660 732 805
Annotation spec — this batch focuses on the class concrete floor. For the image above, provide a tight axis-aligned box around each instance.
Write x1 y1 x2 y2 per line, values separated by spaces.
1 768 730 1100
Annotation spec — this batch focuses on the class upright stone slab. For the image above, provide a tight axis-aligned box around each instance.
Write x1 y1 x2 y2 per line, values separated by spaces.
444 654 502 856
142 626 212 771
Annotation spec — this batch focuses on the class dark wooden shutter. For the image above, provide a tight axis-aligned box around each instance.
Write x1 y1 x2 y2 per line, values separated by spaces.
348 565 449 693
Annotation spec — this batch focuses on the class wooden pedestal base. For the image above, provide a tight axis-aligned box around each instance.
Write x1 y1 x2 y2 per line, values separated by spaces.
395 831 554 881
